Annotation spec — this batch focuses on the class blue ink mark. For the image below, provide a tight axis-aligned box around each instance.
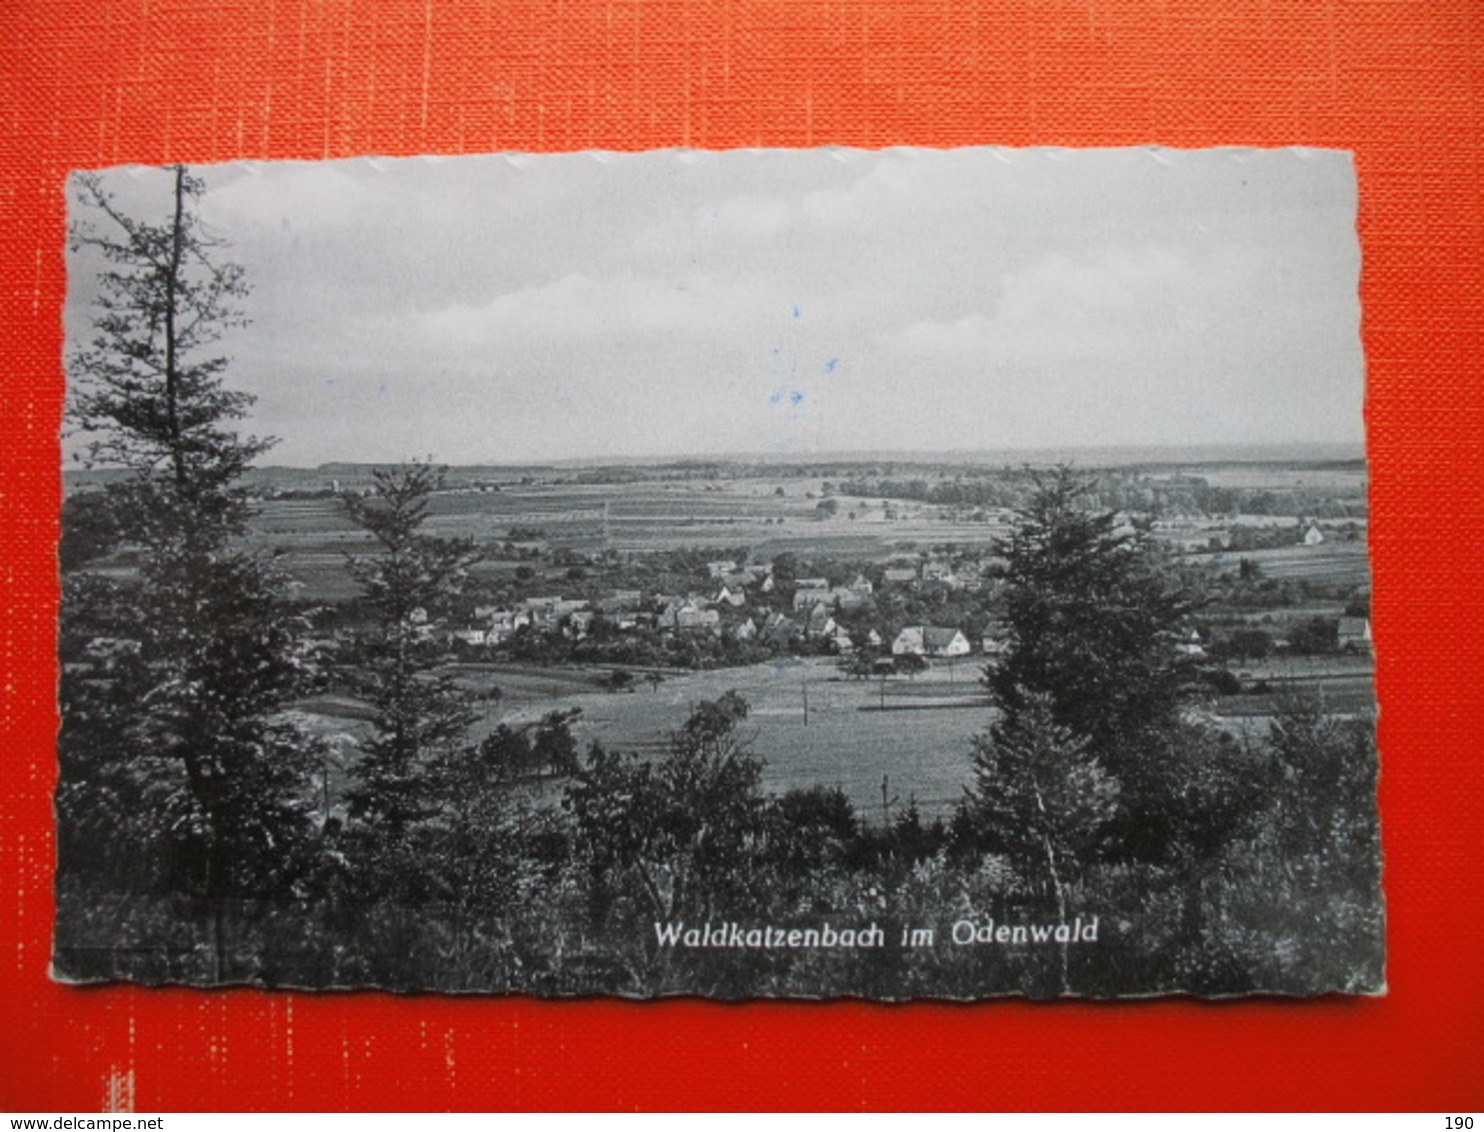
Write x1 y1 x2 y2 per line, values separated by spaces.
824 357 839 374
771 346 780 355
792 305 803 320
789 391 805 405
768 391 783 405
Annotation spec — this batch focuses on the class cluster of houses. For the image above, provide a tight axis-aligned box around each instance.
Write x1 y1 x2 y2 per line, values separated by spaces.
439 557 996 659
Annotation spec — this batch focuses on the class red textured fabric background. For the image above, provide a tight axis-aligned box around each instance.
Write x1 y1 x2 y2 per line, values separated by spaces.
2 0 1481 1112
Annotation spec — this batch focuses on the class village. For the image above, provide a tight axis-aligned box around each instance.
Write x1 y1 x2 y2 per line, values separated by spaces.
351 498 1373 681
441 556 986 665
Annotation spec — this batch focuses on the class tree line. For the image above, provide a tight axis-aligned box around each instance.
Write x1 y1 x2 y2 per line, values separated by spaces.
836 471 1366 521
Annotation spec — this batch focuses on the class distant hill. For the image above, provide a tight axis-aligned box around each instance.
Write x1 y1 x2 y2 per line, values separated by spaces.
63 442 1367 493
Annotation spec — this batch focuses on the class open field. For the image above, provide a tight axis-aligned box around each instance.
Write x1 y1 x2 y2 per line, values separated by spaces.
283 659 997 821
244 477 1013 600
245 478 1365 603
303 649 1374 821
447 656 994 819
72 456 1369 602
1148 462 1366 492
1213 653 1376 717
1190 539 1371 586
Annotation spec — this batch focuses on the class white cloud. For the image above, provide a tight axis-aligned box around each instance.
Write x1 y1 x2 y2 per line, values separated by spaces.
882 244 1255 365
999 247 1187 322
415 271 776 348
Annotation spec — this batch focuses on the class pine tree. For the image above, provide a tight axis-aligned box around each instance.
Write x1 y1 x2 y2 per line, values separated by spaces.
986 466 1197 857
68 167 270 527
339 463 481 858
58 166 315 979
964 690 1119 914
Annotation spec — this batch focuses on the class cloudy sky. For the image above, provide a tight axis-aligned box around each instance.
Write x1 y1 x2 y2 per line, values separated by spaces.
65 146 1364 466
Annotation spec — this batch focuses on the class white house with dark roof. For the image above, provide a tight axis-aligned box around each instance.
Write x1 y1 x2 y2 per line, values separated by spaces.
714 584 748 607
892 625 971 658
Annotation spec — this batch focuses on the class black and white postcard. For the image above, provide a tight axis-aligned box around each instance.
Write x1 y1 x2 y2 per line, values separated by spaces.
55 146 1383 997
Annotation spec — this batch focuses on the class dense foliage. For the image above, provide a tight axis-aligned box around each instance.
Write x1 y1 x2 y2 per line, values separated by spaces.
58 167 319 979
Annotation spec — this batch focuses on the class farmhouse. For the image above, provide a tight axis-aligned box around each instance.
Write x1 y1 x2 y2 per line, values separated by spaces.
1338 616 1373 653
828 626 856 653
656 597 720 632
522 595 586 619
804 604 838 640
980 621 1010 656
1175 627 1206 657
564 610 597 639
596 590 643 612
758 612 799 646
488 609 527 635
676 605 721 633
793 586 833 611
920 561 964 589
892 625 971 658
713 584 748 607
1303 523 1325 546
882 567 917 585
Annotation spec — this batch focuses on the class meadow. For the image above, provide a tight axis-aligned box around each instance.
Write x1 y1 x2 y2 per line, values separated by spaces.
1208 541 1371 586
242 471 1018 601
298 647 1372 823
470 656 993 819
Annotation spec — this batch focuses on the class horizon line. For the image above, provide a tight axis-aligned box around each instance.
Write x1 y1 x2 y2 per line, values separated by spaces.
275 440 1366 472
